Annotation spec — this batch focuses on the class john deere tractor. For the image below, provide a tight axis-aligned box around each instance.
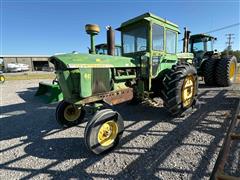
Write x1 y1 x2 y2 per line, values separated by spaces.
50 13 198 154
188 33 237 86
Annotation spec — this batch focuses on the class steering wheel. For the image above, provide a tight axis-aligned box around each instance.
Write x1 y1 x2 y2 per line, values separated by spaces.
139 46 146 51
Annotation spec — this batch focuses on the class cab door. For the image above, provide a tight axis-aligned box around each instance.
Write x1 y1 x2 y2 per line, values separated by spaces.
162 29 178 70
151 23 165 77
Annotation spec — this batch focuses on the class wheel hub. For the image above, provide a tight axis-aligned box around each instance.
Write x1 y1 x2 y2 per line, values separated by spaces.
97 120 118 147
229 62 236 81
182 75 195 108
63 105 81 122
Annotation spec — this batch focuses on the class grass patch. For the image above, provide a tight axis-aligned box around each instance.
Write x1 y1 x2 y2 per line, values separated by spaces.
5 73 56 80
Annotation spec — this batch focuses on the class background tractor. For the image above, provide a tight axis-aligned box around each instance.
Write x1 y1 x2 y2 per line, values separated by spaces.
50 13 198 154
187 32 238 86
95 43 121 56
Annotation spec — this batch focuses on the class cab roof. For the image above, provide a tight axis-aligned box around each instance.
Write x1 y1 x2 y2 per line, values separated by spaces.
116 12 180 32
190 34 216 40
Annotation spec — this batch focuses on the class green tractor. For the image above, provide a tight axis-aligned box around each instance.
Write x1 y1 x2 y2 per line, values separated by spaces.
50 13 198 154
188 33 237 86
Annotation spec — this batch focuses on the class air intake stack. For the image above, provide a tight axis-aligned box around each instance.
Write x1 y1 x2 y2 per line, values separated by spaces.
85 24 100 54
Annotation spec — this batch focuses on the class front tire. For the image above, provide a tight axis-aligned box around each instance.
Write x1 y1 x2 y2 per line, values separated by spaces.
56 101 85 128
216 56 237 87
161 63 198 116
84 109 124 155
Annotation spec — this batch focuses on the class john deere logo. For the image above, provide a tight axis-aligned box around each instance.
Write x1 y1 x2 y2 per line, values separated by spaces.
96 58 101 62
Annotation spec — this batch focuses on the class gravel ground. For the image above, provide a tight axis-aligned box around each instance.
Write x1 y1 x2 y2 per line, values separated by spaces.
0 79 239 180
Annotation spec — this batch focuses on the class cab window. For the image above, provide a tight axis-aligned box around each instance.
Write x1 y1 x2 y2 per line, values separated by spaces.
192 42 204 52
207 40 213 51
115 47 121 56
152 24 164 51
122 26 147 53
166 30 177 54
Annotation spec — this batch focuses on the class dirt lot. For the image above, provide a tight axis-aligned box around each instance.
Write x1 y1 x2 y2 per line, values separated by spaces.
0 80 239 179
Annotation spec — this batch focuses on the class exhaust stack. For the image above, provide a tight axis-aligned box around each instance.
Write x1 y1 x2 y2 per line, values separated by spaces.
183 27 191 53
85 24 100 54
106 26 115 56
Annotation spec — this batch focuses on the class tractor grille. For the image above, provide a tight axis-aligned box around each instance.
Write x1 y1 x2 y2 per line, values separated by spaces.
92 68 112 94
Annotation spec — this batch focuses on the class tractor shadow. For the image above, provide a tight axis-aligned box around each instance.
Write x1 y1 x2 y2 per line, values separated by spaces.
0 87 60 142
23 100 171 158
24 137 90 159
21 100 175 179
50 89 239 179
1 85 240 179
199 83 219 89
25 90 239 179
198 80 236 90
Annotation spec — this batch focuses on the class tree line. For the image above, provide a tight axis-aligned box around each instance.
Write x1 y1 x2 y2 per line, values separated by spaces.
221 50 240 63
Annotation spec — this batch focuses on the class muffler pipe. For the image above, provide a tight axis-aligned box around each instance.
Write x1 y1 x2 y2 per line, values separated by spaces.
106 26 115 56
183 27 191 53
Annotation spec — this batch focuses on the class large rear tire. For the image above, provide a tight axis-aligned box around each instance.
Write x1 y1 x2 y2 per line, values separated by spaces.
216 56 237 87
161 63 198 116
202 58 218 86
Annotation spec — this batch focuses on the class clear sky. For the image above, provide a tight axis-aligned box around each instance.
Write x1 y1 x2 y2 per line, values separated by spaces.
1 0 239 55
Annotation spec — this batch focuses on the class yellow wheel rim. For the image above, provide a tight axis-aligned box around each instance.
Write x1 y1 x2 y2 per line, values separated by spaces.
229 62 236 81
181 75 195 108
97 120 118 147
63 105 81 122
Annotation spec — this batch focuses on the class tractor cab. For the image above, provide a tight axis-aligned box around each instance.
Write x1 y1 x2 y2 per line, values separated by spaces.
189 34 217 62
117 13 180 80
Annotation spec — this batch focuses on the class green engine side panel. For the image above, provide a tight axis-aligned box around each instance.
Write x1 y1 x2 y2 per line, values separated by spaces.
79 68 92 98
57 70 74 100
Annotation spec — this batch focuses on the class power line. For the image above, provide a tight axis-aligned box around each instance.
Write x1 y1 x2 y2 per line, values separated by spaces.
178 23 240 42
204 23 240 34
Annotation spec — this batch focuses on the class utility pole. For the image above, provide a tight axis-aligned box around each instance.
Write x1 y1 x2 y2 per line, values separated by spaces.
225 33 234 56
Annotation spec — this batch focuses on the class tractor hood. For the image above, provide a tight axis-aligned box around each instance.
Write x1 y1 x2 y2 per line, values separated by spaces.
50 53 138 70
